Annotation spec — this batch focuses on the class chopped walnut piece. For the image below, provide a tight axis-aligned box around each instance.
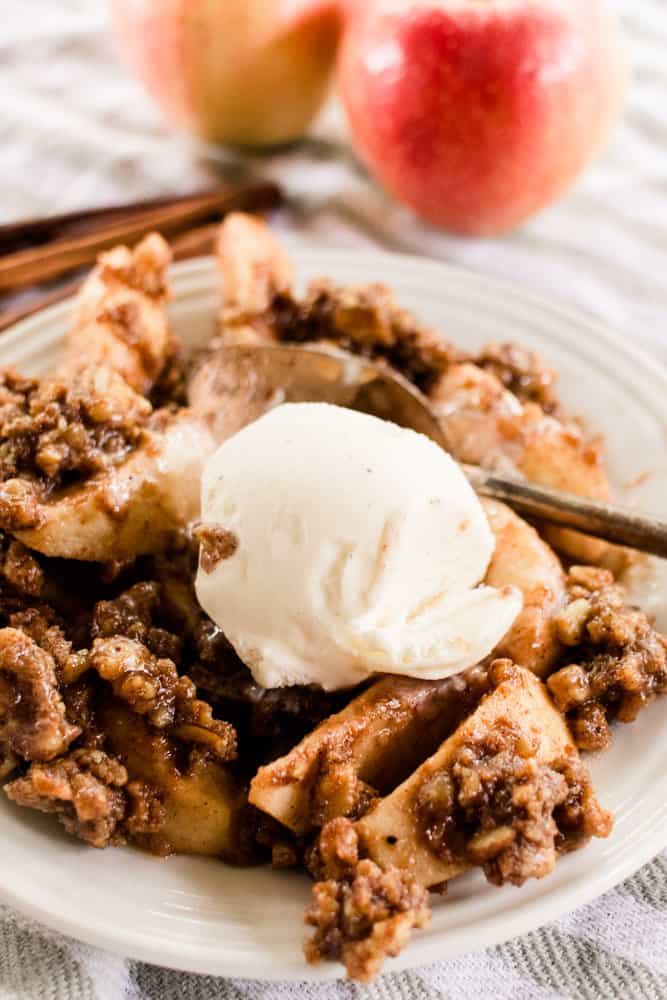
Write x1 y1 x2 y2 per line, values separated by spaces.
9 606 77 672
124 779 166 837
304 819 430 982
171 674 237 763
556 598 593 646
89 636 180 729
0 539 43 596
547 664 591 709
547 567 667 749
0 478 42 531
5 749 128 848
308 816 361 881
84 634 236 762
92 581 183 664
0 627 80 762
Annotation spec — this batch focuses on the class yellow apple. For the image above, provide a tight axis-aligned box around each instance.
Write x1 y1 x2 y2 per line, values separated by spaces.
111 0 343 147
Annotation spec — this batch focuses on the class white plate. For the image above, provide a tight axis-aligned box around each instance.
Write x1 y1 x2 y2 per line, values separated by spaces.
1 249 666 981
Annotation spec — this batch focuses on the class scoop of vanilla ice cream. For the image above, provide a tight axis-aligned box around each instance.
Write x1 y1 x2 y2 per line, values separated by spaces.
195 403 521 690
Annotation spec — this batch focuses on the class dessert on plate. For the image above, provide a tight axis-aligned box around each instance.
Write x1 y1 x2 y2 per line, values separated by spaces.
0 215 665 980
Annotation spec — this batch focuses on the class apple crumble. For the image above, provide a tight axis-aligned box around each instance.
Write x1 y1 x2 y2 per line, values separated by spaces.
0 213 664 981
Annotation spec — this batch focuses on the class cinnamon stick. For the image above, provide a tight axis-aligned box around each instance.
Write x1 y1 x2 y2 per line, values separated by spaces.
0 182 282 293
0 222 225 333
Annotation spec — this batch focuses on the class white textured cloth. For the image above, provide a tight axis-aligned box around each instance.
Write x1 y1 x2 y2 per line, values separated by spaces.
1 2 666 998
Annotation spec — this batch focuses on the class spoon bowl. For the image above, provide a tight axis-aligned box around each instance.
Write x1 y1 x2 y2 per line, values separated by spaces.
188 342 449 447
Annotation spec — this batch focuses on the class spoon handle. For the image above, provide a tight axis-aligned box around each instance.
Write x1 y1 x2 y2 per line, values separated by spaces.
463 465 667 559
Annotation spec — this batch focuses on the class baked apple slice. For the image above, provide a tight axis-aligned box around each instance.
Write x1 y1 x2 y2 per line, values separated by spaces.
249 667 490 835
356 661 612 888
64 232 175 396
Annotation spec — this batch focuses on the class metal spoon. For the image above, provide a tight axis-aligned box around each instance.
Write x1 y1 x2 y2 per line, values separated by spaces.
188 343 667 559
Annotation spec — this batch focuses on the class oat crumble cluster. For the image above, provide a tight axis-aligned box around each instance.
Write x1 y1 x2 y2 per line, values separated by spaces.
304 818 431 982
0 367 151 531
548 566 667 750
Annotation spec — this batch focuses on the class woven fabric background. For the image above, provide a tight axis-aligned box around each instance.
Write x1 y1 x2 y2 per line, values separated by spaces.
1 2 666 998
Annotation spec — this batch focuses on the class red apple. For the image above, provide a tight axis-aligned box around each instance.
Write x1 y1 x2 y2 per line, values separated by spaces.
339 0 627 234
110 0 343 147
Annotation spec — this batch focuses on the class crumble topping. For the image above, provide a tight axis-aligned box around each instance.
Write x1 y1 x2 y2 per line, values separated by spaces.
264 282 562 414
271 280 464 393
5 748 128 848
304 818 431 982
88 636 184 730
4 747 163 849
414 722 611 887
0 537 43 597
547 566 667 750
92 580 183 665
0 367 150 525
9 605 80 670
88 594 237 761
0 627 80 763
1 575 239 849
